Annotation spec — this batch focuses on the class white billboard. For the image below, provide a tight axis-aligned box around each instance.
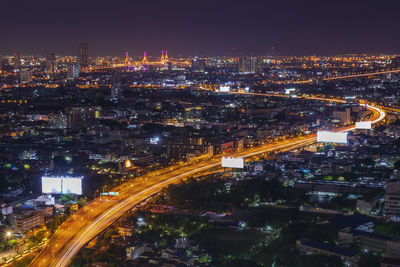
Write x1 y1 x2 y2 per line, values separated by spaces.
62 177 83 195
317 131 348 144
41 176 83 195
219 86 230 92
355 121 372 129
42 176 62 194
285 88 296 95
221 157 244 169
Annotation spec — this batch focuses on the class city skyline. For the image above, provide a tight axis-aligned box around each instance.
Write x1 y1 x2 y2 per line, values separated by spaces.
1 0 400 56
2 1 400 266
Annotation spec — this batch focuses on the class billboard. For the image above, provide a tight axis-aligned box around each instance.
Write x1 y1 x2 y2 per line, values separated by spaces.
62 177 83 195
355 121 372 129
41 176 62 194
219 86 230 92
221 157 244 169
285 88 296 95
317 131 348 144
41 176 83 195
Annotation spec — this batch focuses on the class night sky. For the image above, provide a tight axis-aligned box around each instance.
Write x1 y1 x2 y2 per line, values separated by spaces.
1 0 400 56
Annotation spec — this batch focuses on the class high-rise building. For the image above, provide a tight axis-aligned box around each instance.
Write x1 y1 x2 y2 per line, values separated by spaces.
67 63 80 79
46 54 57 74
67 107 99 128
20 68 32 83
384 180 400 216
79 42 88 67
191 58 206 73
332 108 351 125
238 57 263 74
0 57 5 71
13 52 21 70
111 71 122 102
48 114 68 129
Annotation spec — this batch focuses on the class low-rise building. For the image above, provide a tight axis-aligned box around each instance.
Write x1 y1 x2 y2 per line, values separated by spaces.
357 190 384 214
10 209 45 234
381 257 400 267
296 239 359 267
126 244 146 260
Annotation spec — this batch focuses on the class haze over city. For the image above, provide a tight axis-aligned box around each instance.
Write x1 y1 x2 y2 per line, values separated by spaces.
1 0 400 56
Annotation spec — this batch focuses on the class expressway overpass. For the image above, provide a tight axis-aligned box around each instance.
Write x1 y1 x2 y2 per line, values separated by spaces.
323 68 400 81
29 94 386 267
292 68 400 84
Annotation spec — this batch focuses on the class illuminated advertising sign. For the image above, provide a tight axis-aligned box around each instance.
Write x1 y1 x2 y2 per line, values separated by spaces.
41 176 62 194
62 177 83 195
41 176 83 195
219 86 230 92
221 157 244 169
355 121 372 129
150 137 160 144
317 131 348 144
101 192 119 196
284 88 296 95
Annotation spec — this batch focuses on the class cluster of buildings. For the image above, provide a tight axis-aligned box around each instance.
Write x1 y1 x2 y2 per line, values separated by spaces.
297 214 400 267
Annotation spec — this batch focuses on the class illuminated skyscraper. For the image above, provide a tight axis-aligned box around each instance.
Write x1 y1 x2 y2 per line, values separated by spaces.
13 52 20 70
0 57 6 71
46 54 57 74
67 63 80 79
20 68 32 83
191 58 206 73
79 42 88 67
111 71 122 102
238 57 263 74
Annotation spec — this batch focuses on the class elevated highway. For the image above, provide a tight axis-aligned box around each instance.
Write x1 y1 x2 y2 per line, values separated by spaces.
30 93 386 267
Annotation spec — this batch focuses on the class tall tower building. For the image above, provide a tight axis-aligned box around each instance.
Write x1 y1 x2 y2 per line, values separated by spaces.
238 57 263 74
79 42 88 67
13 52 21 70
111 71 122 102
20 68 32 83
0 57 5 71
67 63 80 79
191 58 206 73
46 54 57 74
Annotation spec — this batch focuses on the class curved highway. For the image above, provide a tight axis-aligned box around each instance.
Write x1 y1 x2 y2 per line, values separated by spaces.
29 94 386 267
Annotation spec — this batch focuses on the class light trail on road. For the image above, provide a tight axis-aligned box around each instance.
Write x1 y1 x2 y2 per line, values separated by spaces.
29 92 386 267
323 69 400 81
